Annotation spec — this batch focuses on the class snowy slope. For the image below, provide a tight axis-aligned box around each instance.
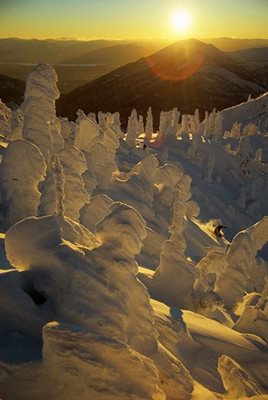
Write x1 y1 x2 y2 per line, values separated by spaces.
221 92 268 132
0 64 268 400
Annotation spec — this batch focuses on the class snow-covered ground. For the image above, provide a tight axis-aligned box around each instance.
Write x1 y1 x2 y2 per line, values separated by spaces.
0 64 268 399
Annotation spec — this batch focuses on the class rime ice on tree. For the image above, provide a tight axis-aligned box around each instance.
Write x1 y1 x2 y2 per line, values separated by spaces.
59 144 90 221
22 64 60 162
152 174 197 309
39 155 65 217
145 106 153 143
0 140 46 228
215 217 268 309
126 108 138 148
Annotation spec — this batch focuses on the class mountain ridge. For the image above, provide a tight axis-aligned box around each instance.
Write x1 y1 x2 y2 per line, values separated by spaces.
57 39 267 125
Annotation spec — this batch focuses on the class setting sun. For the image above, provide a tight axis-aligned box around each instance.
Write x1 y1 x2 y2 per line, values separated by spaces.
171 10 192 32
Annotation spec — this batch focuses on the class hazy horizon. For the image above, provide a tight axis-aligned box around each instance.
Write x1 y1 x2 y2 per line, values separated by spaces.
1 36 268 42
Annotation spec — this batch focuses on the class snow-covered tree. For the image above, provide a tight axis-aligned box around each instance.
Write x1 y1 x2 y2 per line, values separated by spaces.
80 194 113 231
98 111 107 132
171 107 180 137
153 164 183 213
243 123 257 137
179 114 190 137
218 355 262 398
152 175 197 309
230 122 242 138
145 106 153 143
91 142 115 190
22 63 60 162
59 117 74 141
194 108 200 126
102 125 120 166
234 277 268 343
110 112 122 137
59 144 90 221
213 112 223 138
215 217 268 309
137 114 144 135
0 139 46 228
39 155 65 217
74 109 99 152
126 108 138 148
4 206 167 399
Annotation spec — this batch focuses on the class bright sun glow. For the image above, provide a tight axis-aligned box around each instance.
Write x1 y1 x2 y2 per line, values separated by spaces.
171 10 192 32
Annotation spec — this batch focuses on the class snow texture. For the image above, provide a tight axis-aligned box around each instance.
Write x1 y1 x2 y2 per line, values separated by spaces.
0 139 46 228
0 64 268 400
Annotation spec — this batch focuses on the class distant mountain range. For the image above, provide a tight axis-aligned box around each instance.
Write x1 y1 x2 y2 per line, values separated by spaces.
231 47 268 62
202 37 268 52
0 38 162 93
0 38 120 93
1 37 268 95
229 47 268 89
57 39 267 125
1 38 268 114
0 38 117 64
61 43 162 66
1 37 268 64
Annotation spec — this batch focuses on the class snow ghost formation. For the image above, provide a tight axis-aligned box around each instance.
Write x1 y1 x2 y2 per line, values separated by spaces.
39 155 65 217
80 194 113 231
138 114 144 134
153 163 184 226
151 174 198 309
126 108 138 148
145 106 154 143
0 139 46 228
22 63 60 162
215 217 268 310
91 142 115 190
107 154 159 224
110 111 122 136
74 109 99 151
58 143 90 221
4 205 167 400
218 355 263 398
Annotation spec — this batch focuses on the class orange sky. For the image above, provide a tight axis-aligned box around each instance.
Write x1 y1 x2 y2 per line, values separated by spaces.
1 0 268 40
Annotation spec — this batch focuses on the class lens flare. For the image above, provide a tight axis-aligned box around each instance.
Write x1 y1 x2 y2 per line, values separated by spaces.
146 50 203 82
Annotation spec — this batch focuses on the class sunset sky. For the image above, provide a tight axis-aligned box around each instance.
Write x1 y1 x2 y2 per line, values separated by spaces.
1 0 268 40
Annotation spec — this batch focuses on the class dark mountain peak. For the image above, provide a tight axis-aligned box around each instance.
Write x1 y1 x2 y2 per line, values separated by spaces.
150 38 232 66
140 38 244 84
154 38 218 55
168 38 209 49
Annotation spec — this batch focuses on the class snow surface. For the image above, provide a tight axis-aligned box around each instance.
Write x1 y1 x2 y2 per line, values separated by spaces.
0 64 268 399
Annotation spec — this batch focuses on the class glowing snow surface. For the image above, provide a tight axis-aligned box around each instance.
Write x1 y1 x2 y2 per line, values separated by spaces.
0 64 268 399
